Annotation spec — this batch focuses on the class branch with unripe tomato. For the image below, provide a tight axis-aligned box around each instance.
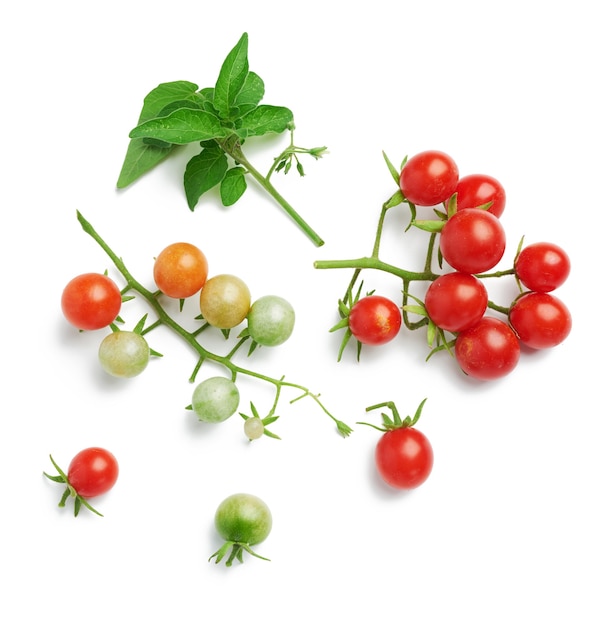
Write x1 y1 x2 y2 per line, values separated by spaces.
71 211 352 438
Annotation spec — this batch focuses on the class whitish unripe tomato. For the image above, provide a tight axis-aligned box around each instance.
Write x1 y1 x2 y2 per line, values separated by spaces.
98 331 150 378
247 295 295 346
192 377 240 423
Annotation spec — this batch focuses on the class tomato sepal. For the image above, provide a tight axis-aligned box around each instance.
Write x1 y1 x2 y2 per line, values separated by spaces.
43 455 104 518
209 540 271 567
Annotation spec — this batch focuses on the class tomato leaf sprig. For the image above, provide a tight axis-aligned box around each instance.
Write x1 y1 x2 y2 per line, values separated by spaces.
117 32 327 247
75 211 352 438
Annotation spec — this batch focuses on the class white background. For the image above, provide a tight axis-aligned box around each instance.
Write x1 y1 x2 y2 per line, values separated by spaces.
3 1 608 624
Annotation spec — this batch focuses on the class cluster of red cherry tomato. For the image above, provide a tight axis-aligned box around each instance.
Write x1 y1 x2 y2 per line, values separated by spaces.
325 149 572 382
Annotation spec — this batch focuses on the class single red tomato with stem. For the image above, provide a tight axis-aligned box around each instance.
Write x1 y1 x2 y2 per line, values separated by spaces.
44 447 119 516
360 399 433 490
508 292 572 349
455 316 520 380
514 242 571 293
61 273 122 331
399 150 459 207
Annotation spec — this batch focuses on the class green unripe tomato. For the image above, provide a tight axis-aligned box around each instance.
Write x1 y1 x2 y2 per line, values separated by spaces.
214 493 272 546
98 331 150 378
192 376 240 423
247 295 295 347
244 417 265 440
199 274 251 329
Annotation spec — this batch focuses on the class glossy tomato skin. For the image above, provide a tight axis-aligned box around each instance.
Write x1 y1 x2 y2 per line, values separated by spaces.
440 208 506 274
399 150 459 206
67 447 119 499
455 316 520 380
514 242 571 293
61 273 122 331
153 242 208 299
375 427 433 489
508 292 572 349
425 272 488 332
348 295 402 345
454 173 506 218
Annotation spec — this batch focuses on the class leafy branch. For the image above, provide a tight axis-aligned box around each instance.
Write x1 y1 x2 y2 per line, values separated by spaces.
76 211 351 438
117 32 326 247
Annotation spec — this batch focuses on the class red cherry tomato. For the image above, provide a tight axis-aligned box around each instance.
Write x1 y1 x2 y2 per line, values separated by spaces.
67 447 119 498
455 316 520 380
440 208 506 274
349 295 402 345
375 427 434 489
508 292 572 349
399 150 459 206
514 242 571 293
424 272 488 332
61 273 122 331
453 173 506 218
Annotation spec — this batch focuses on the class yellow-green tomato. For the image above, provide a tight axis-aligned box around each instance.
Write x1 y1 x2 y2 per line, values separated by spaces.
192 376 240 423
98 331 150 378
247 295 295 346
199 274 251 329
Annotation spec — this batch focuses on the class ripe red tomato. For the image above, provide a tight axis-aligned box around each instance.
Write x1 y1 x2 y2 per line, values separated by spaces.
67 447 119 498
440 208 506 274
348 295 402 345
514 242 570 293
61 273 122 331
424 272 488 332
153 242 208 298
455 316 520 380
375 427 434 489
454 173 506 218
399 150 459 206
508 292 572 349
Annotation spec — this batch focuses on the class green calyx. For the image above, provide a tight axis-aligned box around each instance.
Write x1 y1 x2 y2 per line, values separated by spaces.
357 398 428 432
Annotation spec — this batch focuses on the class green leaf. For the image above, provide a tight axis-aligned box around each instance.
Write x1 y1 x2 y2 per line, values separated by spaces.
220 167 247 206
232 71 265 118
138 81 201 123
116 81 204 188
237 105 294 138
117 140 174 188
129 109 227 145
214 32 249 119
184 143 228 209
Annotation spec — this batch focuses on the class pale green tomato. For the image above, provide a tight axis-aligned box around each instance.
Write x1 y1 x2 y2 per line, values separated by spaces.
199 274 251 329
98 331 150 378
247 295 295 346
192 377 240 423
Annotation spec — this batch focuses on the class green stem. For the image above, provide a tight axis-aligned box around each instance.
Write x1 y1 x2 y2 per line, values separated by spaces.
314 256 438 283
221 140 325 247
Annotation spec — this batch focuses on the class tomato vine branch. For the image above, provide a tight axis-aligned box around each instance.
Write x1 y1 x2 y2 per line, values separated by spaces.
76 211 351 437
